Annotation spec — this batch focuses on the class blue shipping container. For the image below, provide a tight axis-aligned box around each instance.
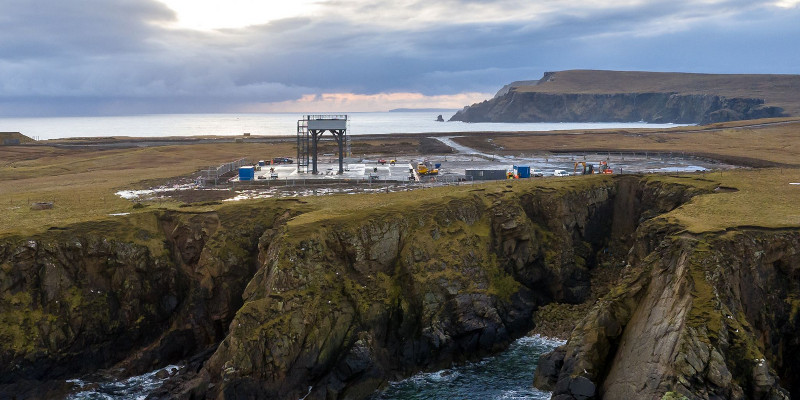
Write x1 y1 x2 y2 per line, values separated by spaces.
515 166 531 178
239 166 255 181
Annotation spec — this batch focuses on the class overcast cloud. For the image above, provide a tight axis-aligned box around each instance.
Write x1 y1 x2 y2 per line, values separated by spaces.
0 0 798 116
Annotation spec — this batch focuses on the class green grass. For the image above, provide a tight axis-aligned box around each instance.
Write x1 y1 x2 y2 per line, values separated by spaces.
283 174 613 237
655 169 800 232
3 118 800 239
0 142 294 236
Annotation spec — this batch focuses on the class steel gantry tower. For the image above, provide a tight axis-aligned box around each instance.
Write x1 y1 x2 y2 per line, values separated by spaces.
297 115 348 174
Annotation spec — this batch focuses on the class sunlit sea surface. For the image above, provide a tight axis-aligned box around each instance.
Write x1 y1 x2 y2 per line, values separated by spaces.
0 111 685 140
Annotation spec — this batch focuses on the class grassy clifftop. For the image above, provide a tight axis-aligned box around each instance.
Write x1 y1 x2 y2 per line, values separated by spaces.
514 70 800 115
0 132 35 144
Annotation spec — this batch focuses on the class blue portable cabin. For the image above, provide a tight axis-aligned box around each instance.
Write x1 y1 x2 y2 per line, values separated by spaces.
514 165 531 178
239 166 255 181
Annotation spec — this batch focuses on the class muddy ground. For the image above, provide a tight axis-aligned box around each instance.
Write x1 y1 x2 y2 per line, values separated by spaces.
120 136 734 204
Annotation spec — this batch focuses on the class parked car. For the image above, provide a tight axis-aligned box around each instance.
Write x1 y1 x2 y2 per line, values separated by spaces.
553 169 571 177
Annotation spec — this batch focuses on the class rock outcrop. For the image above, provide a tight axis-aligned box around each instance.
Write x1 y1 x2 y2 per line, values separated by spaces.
449 70 800 124
0 205 295 397
533 224 800 399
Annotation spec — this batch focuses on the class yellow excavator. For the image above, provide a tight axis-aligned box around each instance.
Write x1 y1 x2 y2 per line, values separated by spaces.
417 161 439 175
574 162 594 175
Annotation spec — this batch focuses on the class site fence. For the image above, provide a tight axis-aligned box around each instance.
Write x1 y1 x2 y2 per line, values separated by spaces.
197 158 249 186
557 150 695 160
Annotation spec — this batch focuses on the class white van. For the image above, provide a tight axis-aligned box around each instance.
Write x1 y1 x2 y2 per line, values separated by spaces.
553 169 570 177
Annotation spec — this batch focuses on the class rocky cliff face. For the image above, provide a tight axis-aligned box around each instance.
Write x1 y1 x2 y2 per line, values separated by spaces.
449 91 786 124
533 224 800 399
0 205 295 397
3 177 798 400
160 176 710 399
196 184 621 399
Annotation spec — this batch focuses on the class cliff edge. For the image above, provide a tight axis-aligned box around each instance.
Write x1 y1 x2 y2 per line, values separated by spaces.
450 70 800 124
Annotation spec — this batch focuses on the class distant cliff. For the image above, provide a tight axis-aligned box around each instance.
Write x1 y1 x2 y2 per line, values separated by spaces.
450 70 800 124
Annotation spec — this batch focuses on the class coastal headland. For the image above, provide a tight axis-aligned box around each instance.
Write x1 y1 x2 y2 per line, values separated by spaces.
451 70 800 124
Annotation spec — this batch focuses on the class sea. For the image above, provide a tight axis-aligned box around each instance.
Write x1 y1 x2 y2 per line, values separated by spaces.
65 335 564 400
0 111 684 140
369 335 564 400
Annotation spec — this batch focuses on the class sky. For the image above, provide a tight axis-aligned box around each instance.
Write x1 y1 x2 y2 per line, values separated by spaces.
0 0 798 117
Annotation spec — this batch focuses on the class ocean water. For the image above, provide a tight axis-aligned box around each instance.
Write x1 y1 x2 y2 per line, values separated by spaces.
371 335 563 400
66 365 181 400
0 111 685 140
60 335 561 399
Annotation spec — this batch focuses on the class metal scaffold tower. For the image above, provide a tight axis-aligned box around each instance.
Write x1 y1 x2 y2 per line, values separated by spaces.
297 117 310 171
297 115 348 174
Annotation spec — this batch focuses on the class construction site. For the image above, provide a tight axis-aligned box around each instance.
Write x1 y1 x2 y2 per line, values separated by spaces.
113 115 735 204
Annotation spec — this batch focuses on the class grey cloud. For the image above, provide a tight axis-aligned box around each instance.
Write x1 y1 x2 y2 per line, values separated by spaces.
0 0 797 116
0 0 175 58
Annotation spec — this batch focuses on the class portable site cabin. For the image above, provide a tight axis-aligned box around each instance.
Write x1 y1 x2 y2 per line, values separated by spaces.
239 166 255 181
514 165 531 178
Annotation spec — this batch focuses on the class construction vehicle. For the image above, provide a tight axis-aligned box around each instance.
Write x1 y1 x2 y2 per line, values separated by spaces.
572 161 614 175
573 162 594 175
416 161 439 175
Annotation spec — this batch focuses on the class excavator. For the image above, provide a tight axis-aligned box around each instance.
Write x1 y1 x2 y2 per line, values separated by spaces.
573 161 613 175
573 162 594 175
598 161 613 174
417 160 439 175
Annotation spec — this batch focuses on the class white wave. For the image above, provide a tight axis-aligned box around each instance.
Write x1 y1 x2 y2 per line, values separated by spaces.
67 365 182 400
516 334 567 347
